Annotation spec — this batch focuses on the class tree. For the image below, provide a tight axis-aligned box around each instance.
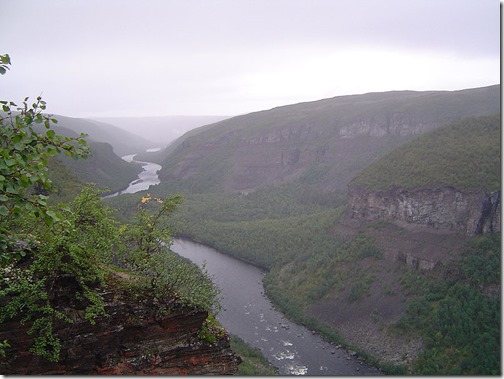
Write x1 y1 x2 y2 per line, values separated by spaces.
0 53 90 264
118 193 221 312
0 53 94 361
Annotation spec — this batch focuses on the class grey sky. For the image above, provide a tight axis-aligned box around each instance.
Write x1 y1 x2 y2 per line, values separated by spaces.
1 0 500 118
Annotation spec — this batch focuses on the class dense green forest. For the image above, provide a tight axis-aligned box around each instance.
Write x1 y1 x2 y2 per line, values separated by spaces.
396 234 500 374
352 114 501 191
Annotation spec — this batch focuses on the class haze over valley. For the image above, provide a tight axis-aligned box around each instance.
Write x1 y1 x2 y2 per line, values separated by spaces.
0 0 499 375
92 115 231 146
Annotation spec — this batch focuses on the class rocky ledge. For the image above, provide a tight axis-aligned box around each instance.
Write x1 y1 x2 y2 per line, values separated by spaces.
0 276 240 375
347 186 500 236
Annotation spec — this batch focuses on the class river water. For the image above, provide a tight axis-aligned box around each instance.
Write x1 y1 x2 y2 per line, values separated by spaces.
109 153 381 375
171 239 381 376
104 149 162 197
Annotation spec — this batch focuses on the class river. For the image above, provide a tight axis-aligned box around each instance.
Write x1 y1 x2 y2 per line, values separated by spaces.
110 153 381 375
171 239 381 376
104 148 162 197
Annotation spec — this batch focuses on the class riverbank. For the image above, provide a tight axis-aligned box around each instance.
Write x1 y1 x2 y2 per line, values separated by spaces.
171 238 382 375
171 235 406 374
103 153 162 198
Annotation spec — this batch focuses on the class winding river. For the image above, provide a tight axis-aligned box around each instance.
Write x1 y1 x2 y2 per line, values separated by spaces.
171 239 381 376
104 148 162 197
110 151 381 375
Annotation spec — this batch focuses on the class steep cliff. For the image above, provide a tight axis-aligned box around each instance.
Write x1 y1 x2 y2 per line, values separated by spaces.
347 114 501 237
0 275 240 375
347 186 500 236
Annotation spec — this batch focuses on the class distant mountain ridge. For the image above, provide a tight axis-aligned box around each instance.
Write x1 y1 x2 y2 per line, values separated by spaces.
93 115 231 146
157 85 500 195
54 115 155 156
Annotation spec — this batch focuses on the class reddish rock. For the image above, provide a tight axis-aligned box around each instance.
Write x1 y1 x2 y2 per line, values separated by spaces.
0 283 240 375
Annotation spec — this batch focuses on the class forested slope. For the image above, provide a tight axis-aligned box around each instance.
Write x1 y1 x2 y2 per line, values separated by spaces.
351 114 500 191
57 141 142 195
54 115 155 156
33 118 145 195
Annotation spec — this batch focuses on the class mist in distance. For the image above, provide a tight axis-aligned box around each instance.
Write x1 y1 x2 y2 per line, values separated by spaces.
93 115 231 145
1 0 499 140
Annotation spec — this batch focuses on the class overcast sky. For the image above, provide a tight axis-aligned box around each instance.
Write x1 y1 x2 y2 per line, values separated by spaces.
1 0 500 118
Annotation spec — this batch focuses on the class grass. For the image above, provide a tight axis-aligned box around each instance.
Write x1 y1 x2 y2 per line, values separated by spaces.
230 335 278 375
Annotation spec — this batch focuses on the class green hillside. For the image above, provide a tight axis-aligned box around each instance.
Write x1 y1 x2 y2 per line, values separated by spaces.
157 85 500 196
54 115 155 156
46 158 87 203
351 114 501 191
58 141 143 194
30 116 145 194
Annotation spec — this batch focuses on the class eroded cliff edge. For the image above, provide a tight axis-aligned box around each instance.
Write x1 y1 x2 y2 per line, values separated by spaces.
0 274 240 375
347 186 500 236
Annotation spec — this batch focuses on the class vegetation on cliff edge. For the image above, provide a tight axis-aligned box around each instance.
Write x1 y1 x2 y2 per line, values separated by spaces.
0 56 220 363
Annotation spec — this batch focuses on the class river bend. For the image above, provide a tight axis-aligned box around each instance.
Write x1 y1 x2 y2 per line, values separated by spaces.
108 153 381 375
171 239 381 376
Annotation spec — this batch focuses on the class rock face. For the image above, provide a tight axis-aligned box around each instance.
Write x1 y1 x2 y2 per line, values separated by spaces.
0 285 240 375
347 186 500 236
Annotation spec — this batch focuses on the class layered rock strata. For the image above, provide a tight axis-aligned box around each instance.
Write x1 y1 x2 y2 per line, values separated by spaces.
347 186 500 236
0 283 240 375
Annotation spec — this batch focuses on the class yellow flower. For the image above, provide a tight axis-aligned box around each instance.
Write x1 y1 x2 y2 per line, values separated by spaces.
141 193 151 204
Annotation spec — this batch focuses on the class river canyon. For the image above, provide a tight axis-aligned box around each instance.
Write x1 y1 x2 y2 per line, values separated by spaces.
115 151 381 375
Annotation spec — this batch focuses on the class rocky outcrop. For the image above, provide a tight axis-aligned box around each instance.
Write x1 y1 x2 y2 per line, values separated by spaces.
339 113 434 139
347 186 500 236
0 281 240 375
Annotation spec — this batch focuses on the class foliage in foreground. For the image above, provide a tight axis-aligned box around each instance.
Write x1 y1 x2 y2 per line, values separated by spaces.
0 187 115 360
0 55 220 362
115 192 220 312
0 186 220 362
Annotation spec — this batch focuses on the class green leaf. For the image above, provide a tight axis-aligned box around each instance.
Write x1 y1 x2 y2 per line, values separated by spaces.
0 206 8 216
45 210 61 222
46 129 55 138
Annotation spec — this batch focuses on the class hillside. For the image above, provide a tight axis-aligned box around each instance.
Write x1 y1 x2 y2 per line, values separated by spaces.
344 115 500 236
351 114 501 192
30 116 146 195
157 85 500 196
54 115 155 156
57 141 142 195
